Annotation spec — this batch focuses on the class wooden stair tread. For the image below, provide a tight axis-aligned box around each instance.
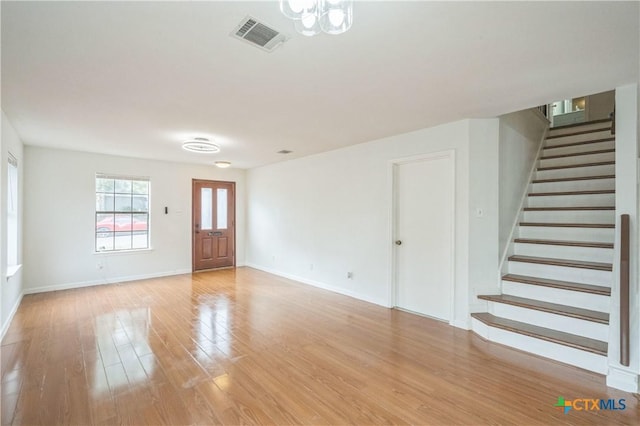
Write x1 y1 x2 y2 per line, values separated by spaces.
540 148 614 160
471 313 607 355
531 175 614 184
477 295 609 324
550 118 612 130
538 161 614 171
502 274 611 296
523 206 614 211
528 189 614 196
508 255 612 271
546 127 612 140
519 222 614 228
514 238 613 249
543 137 615 150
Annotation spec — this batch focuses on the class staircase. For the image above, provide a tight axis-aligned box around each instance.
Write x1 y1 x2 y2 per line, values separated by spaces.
472 118 615 374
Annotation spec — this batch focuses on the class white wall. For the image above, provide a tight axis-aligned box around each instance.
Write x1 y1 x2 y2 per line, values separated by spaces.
23 146 246 293
247 119 504 328
1 111 24 337
607 83 639 392
468 119 501 304
498 109 548 258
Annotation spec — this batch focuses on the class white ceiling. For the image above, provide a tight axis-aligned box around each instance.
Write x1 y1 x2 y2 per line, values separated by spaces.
2 1 638 169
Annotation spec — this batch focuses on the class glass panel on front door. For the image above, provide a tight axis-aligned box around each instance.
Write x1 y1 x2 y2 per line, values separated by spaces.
217 188 228 229
201 188 213 230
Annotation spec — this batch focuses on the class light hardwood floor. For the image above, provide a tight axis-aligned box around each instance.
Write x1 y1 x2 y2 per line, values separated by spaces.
1 267 638 425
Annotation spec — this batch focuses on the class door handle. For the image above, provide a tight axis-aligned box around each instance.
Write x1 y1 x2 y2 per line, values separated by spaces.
395 240 402 245
195 224 200 234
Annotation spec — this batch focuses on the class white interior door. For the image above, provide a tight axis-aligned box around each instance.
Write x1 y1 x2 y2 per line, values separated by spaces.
394 153 454 321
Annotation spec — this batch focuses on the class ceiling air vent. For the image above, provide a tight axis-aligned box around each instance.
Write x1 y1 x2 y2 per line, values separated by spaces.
231 16 288 52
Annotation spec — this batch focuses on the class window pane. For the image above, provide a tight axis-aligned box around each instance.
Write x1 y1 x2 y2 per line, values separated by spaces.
201 188 212 230
115 179 132 193
96 178 114 193
115 194 132 211
114 213 133 231
115 232 132 250
96 193 115 211
132 180 149 195
132 232 148 249
7 161 18 266
217 188 228 229
96 213 115 233
132 195 148 212
96 229 114 251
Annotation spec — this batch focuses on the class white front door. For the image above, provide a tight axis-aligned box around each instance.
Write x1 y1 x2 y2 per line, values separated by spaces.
394 152 454 321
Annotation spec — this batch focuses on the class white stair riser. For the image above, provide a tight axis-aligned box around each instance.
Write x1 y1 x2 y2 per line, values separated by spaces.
471 318 607 374
531 178 615 193
545 130 613 146
501 280 610 313
542 140 615 157
507 261 612 286
535 164 615 180
518 226 614 243
539 152 615 169
527 193 614 208
513 243 613 263
523 209 614 223
487 302 609 341
549 123 612 137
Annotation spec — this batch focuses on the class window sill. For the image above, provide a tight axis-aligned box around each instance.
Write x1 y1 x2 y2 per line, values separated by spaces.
6 264 22 280
93 248 154 256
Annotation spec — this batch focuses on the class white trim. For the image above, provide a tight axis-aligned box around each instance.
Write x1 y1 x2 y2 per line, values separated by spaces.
245 264 388 308
93 248 155 256
607 366 639 393
6 264 22 280
1 292 24 341
24 268 192 295
497 125 549 278
388 150 456 325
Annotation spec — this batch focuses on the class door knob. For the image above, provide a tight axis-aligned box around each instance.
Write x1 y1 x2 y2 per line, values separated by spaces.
395 240 402 245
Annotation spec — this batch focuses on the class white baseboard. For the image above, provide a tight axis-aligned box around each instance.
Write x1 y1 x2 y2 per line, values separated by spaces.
24 268 192 295
451 318 470 330
607 366 639 393
1 291 24 341
245 263 388 308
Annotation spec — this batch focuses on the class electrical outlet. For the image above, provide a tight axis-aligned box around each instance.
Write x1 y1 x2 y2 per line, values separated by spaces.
347 272 353 279
96 262 103 270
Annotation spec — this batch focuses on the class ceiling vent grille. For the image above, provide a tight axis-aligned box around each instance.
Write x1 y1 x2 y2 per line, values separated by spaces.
231 16 288 52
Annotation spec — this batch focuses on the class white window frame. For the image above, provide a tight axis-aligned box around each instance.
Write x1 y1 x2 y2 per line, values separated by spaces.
7 153 19 270
95 173 150 252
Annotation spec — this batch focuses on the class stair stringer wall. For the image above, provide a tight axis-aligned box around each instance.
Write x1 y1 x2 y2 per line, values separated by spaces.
497 110 550 287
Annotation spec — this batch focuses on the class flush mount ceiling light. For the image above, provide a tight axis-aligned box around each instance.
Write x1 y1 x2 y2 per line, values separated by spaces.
280 0 353 37
215 161 232 168
182 137 220 154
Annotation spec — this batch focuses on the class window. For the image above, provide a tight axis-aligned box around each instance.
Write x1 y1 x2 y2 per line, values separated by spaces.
7 153 18 266
95 174 149 252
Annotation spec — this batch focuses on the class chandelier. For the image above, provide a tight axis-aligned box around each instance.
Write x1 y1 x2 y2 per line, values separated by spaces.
280 0 353 36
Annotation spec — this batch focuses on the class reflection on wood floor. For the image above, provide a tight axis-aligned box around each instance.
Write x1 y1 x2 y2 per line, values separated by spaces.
1 267 638 425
